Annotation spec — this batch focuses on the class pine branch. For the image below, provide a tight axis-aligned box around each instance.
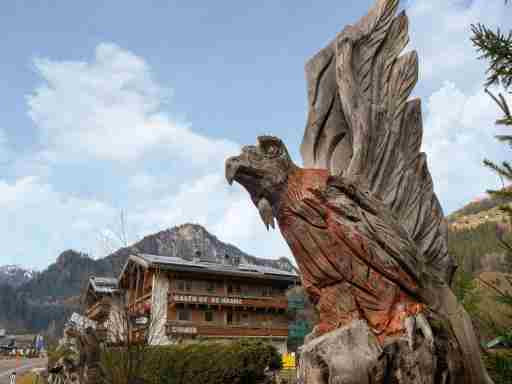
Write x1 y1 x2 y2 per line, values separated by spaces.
486 89 512 126
484 159 512 180
495 135 512 145
486 188 512 199
471 24 512 89
503 161 512 176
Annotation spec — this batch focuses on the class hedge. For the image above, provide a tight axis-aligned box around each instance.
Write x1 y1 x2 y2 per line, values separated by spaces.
102 339 282 384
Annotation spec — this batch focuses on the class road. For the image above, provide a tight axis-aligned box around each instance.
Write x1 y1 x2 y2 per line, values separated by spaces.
0 358 47 384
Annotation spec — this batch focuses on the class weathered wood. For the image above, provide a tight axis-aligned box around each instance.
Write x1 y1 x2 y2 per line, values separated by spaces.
225 0 493 382
135 265 141 302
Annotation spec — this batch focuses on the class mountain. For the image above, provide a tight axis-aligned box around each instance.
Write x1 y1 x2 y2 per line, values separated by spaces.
447 192 512 232
0 223 295 334
0 265 38 288
447 188 512 276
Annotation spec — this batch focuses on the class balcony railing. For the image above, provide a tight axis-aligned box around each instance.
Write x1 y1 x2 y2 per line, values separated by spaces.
85 300 111 321
168 290 288 310
166 320 289 338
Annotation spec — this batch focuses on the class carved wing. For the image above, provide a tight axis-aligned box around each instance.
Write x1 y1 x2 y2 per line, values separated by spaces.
300 0 456 284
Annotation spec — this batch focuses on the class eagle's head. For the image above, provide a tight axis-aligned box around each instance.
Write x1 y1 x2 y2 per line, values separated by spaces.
225 135 295 230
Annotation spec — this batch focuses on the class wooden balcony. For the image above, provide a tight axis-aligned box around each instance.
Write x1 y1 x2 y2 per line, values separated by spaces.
168 291 288 310
85 300 111 322
127 292 152 314
166 321 289 338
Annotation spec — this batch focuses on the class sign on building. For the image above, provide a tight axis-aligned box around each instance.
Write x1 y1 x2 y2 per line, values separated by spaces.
170 326 197 335
172 294 242 305
287 295 305 311
134 316 149 326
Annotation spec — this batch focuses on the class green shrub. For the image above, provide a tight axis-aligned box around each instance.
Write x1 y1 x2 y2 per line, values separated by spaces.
483 350 512 384
140 340 281 384
101 345 147 384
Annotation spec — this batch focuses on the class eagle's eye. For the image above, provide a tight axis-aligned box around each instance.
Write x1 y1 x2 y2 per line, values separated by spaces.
264 143 280 158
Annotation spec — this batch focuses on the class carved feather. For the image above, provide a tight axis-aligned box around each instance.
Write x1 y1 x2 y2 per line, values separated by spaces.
300 0 456 284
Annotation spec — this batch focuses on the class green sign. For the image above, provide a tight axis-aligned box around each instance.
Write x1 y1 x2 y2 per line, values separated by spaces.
288 296 305 311
289 320 311 339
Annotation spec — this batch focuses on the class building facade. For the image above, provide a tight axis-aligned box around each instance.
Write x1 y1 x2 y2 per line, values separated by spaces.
117 253 299 353
83 276 125 342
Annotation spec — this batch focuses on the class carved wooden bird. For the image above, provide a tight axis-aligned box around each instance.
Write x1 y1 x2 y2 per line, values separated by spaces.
226 136 430 345
226 0 493 382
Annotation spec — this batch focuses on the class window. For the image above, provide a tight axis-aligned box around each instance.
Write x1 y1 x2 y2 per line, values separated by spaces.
228 283 240 295
177 310 191 321
176 280 192 292
241 285 253 296
206 281 215 292
204 311 213 322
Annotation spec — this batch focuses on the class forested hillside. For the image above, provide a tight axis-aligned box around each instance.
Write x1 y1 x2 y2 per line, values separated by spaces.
448 222 512 274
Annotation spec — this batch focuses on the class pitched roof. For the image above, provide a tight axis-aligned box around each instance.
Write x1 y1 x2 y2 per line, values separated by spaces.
87 276 119 294
119 253 298 283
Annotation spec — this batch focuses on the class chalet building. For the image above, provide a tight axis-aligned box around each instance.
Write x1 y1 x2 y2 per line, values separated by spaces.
117 253 299 353
82 276 128 345
83 277 120 325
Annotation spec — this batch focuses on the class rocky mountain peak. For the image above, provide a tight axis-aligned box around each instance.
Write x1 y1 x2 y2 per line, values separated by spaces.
107 223 296 273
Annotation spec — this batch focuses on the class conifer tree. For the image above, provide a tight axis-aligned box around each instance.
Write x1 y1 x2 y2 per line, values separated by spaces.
471 1 512 350
471 3 512 206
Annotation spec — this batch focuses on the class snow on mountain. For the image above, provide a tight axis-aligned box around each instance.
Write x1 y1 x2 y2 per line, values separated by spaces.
0 264 38 288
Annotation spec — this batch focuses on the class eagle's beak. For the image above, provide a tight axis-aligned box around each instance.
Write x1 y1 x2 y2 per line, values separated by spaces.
225 156 241 185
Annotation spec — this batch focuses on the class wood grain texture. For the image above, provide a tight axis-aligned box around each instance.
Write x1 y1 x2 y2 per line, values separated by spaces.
225 0 494 382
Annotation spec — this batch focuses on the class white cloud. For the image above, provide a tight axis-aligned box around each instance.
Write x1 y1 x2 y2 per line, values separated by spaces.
27 43 238 164
422 81 512 212
408 0 508 89
0 176 117 267
406 0 512 212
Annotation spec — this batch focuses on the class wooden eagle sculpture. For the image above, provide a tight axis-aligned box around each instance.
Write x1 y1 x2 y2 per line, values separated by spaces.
226 0 493 383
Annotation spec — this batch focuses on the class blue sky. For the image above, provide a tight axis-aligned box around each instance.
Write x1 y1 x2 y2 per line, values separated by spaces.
0 0 511 270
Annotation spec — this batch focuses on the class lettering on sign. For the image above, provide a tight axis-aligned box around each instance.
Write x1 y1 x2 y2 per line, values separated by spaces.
171 326 197 334
172 295 242 305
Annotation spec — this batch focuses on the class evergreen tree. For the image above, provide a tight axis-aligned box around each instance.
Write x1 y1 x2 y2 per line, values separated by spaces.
471 0 512 345
471 7 512 381
471 3 512 199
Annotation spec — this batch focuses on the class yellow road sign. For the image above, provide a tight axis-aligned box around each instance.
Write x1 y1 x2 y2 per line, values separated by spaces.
282 353 296 369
